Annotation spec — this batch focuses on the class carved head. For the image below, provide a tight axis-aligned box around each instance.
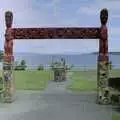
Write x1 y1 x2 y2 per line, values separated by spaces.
100 8 108 25
5 11 13 28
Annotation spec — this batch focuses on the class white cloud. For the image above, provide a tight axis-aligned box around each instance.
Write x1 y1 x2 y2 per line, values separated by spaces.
77 7 99 16
0 0 54 50
0 0 120 54
77 0 120 16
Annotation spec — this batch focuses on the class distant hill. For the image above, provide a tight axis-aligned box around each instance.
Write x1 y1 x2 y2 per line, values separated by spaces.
13 51 120 56
0 51 120 69
92 52 120 55
12 52 98 69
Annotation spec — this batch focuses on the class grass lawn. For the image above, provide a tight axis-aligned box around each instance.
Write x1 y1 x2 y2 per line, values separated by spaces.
67 69 120 91
112 115 120 120
68 79 97 91
14 70 53 90
0 68 120 91
67 70 97 91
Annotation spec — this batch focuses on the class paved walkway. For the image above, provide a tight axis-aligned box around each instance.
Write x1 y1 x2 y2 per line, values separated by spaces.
0 72 113 120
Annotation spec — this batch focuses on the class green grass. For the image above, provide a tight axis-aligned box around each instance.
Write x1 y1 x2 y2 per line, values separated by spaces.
68 79 97 91
112 115 120 120
0 68 120 91
14 70 53 90
67 69 120 91
110 69 120 77
67 70 97 91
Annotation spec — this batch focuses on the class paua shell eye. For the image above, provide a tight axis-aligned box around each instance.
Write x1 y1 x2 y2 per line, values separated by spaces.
5 11 13 28
100 8 108 25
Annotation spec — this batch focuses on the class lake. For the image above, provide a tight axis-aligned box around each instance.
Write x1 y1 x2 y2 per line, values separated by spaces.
13 52 120 69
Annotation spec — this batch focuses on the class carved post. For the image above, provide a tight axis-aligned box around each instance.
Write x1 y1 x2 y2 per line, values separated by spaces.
97 9 110 104
3 11 15 103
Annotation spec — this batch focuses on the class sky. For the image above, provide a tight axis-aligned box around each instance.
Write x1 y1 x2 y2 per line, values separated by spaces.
0 0 120 54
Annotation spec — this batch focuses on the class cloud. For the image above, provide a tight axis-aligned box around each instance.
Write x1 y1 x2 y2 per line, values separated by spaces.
77 0 120 16
0 0 54 50
77 7 99 16
0 0 120 54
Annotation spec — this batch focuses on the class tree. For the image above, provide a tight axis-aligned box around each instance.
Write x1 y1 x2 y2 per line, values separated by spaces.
109 61 113 70
0 50 3 62
20 60 26 66
14 61 19 66
14 60 27 70
14 61 20 70
14 61 18 70
70 64 74 69
37 64 44 71
20 60 27 70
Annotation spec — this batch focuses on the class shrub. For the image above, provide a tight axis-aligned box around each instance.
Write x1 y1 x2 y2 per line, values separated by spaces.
37 64 44 71
14 60 27 71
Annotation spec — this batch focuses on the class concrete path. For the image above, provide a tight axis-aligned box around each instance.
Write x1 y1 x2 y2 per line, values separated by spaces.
0 72 113 120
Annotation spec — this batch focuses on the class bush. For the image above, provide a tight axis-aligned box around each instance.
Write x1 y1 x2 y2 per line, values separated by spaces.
14 60 27 71
37 65 44 71
0 50 3 62
0 77 3 84
14 66 26 71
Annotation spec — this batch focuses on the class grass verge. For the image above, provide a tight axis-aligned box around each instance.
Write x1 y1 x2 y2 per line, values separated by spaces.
67 70 97 92
112 115 120 120
67 69 120 92
14 70 53 90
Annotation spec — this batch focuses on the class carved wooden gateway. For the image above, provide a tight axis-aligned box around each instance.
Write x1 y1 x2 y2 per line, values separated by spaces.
3 9 110 104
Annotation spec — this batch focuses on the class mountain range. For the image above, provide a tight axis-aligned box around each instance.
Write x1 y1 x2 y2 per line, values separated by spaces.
12 52 120 69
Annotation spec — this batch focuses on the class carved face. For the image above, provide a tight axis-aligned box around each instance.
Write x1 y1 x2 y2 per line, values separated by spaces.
5 11 13 28
100 9 108 25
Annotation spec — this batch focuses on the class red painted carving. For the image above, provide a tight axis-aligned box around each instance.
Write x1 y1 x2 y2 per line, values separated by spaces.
4 9 108 63
13 28 100 39
4 11 14 63
98 9 108 62
100 8 108 25
5 11 13 28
